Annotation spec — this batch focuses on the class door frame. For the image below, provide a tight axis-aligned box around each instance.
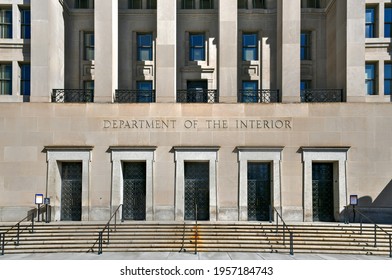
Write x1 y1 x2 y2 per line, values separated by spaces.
238 147 283 221
301 147 350 222
174 146 219 222
110 146 156 221
45 146 93 222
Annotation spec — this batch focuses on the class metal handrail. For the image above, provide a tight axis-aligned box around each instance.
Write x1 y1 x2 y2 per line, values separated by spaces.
88 204 123 255
344 206 391 257
269 206 294 255
179 221 187 253
1 211 36 256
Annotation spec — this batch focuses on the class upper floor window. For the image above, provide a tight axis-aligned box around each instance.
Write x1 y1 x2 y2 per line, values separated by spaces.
366 7 376 38
385 7 392 38
253 0 265 9
189 33 205 61
75 0 94 9
182 0 213 9
136 81 154 102
147 0 157 9
365 63 377 95
0 64 12 95
302 0 320 8
301 32 311 60
20 64 30 96
21 9 31 39
300 80 311 90
129 0 142 9
137 33 153 61
84 32 94 61
242 33 258 61
241 81 258 103
0 8 12 39
238 0 247 9
385 63 392 95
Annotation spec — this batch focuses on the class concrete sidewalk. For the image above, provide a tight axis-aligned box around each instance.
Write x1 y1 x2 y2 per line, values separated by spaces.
0 251 390 260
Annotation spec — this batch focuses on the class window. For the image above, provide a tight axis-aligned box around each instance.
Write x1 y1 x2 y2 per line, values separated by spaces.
182 0 195 9
136 81 153 102
385 7 392 38
0 64 12 95
147 0 157 9
238 0 247 9
302 0 320 8
20 64 30 96
301 32 311 60
84 32 94 61
385 63 392 95
200 0 213 9
189 33 205 61
0 8 12 38
366 7 376 38
83 80 94 90
187 80 207 102
129 0 142 9
253 0 265 9
137 33 153 61
300 80 311 90
241 81 258 103
365 63 377 95
242 33 258 61
75 0 94 9
20 9 30 39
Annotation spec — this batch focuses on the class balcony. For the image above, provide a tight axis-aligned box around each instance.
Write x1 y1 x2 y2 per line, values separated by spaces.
300 89 344 102
115 90 156 103
177 89 219 103
52 89 94 103
238 89 280 103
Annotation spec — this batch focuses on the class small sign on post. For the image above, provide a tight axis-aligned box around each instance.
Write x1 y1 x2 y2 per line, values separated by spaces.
350 195 358 223
35 194 44 222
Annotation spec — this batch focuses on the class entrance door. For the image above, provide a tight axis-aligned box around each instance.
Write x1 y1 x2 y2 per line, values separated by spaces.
184 162 209 221
122 162 146 220
247 162 271 221
312 162 334 222
61 162 82 221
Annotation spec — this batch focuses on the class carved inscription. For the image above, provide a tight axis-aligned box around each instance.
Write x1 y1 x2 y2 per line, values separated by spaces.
103 119 292 130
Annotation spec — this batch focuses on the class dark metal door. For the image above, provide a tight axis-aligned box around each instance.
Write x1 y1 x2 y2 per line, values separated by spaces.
122 162 146 220
184 162 209 221
312 163 334 222
248 162 271 221
61 162 82 221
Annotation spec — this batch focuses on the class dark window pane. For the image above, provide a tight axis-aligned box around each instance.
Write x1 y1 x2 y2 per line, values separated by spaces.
137 33 153 61
190 34 205 61
238 0 247 9
242 33 258 61
130 0 142 9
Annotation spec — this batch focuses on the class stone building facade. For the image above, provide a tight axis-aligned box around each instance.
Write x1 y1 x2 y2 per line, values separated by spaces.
0 0 391 223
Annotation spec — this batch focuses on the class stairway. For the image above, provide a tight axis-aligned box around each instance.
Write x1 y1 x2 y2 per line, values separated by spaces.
0 222 391 256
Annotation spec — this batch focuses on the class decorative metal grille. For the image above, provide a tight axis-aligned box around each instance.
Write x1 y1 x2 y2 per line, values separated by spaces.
115 90 156 103
52 89 94 103
184 162 209 221
239 89 280 103
312 163 334 222
177 89 219 103
122 162 146 220
247 163 271 221
300 89 344 102
61 162 82 221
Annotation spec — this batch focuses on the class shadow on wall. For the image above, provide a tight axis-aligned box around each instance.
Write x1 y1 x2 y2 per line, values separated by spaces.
344 180 392 224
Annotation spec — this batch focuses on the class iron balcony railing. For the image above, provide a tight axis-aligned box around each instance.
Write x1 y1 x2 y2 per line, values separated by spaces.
300 89 344 102
238 89 280 103
177 89 219 103
52 89 94 103
115 89 156 103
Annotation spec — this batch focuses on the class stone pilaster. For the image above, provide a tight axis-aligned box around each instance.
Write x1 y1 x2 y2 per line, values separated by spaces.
219 0 238 103
156 0 176 102
277 0 301 103
94 0 118 102
31 0 64 102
